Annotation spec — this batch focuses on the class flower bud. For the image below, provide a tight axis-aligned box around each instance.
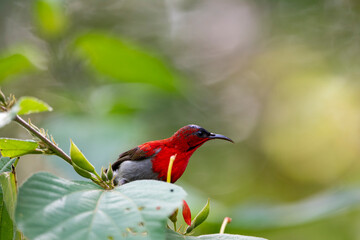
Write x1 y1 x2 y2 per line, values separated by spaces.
169 208 178 223
101 167 108 181
182 200 191 226
107 163 113 180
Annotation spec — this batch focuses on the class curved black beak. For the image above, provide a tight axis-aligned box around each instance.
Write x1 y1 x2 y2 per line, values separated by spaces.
209 133 234 143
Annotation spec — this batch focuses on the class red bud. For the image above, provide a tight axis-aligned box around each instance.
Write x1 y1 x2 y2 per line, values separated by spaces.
182 200 191 226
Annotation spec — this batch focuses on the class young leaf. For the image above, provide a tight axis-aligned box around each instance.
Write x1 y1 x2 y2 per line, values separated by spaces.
0 138 40 158
72 163 93 179
16 172 186 240
15 97 52 115
186 198 210 234
70 140 95 173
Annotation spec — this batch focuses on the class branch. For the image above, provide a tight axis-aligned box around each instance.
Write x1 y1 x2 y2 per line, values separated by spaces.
14 115 72 165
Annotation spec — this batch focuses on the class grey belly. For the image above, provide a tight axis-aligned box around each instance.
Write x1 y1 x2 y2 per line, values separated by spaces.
113 158 159 185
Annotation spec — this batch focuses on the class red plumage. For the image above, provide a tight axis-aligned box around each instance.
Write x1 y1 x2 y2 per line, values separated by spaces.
111 125 233 185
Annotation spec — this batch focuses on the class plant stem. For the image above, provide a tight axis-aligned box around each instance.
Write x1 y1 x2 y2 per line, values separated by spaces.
219 217 232 234
14 115 72 165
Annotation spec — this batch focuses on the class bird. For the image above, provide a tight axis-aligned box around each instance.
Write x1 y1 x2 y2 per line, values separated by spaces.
110 124 233 185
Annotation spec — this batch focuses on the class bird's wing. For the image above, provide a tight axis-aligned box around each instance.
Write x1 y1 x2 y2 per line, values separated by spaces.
111 146 151 171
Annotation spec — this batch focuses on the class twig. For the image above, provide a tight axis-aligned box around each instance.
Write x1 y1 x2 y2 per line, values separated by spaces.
14 115 72 165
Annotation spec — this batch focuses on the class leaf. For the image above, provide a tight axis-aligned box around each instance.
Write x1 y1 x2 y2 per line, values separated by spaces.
74 33 178 91
0 53 34 83
72 163 93 179
186 199 210 234
16 172 186 240
70 140 95 173
16 97 53 115
34 0 67 38
0 172 17 221
0 189 14 240
0 157 16 174
166 229 267 240
0 171 19 240
0 138 39 158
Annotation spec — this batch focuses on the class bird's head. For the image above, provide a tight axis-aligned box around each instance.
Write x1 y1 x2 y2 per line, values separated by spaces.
170 124 233 152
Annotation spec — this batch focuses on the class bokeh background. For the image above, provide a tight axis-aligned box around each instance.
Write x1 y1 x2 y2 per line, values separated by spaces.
1 0 360 239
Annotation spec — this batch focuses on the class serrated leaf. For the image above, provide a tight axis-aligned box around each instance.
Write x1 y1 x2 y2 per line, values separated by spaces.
166 229 267 240
74 33 178 91
0 138 39 158
16 172 186 240
70 140 95 173
15 97 52 115
0 157 16 174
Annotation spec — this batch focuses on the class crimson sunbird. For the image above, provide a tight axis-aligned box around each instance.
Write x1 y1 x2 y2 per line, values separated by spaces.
110 125 233 185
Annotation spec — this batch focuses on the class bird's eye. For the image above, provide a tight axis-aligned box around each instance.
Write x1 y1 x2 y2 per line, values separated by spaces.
196 129 209 138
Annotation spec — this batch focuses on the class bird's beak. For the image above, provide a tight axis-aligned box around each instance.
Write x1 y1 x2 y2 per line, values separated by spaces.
209 133 234 143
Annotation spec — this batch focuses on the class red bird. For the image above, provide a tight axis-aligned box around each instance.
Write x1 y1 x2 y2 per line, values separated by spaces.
111 125 233 185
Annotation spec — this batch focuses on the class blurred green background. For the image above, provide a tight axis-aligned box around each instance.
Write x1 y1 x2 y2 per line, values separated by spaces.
1 0 360 239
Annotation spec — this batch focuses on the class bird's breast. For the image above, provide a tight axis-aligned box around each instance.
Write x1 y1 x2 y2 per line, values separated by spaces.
151 148 193 183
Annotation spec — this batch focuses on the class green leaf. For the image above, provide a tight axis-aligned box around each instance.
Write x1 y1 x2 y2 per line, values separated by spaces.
186 199 210 234
0 189 14 240
74 33 178 91
0 171 19 240
70 140 95 173
16 172 186 240
15 97 52 115
72 163 93 179
166 229 267 240
0 53 34 83
34 0 67 38
0 138 39 158
0 172 17 221
0 157 17 174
